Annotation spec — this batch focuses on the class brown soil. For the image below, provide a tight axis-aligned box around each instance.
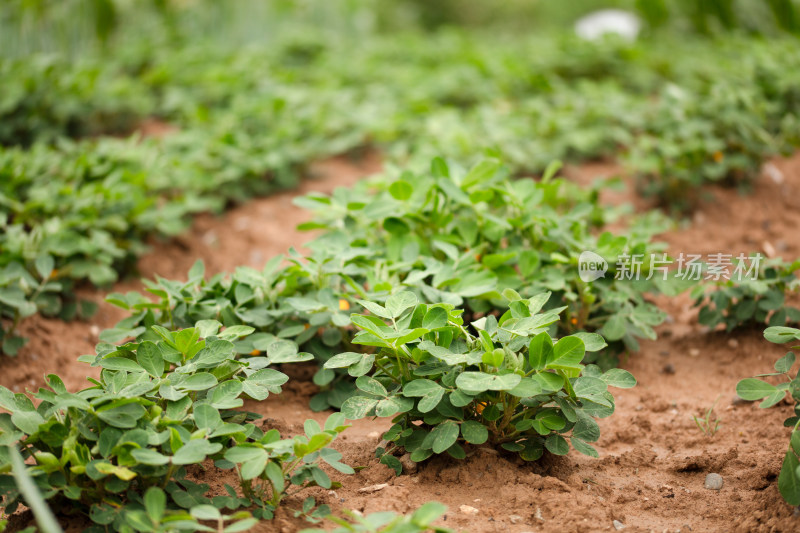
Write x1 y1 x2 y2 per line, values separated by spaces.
5 153 800 533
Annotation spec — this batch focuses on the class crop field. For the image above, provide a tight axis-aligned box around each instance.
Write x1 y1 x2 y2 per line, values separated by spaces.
4 1 800 532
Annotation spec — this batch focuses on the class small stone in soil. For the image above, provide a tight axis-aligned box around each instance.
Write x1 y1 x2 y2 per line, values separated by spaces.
509 515 523 524
459 505 479 516
704 473 723 491
662 363 675 374
689 348 700 357
399 454 417 474
613 519 626 530
367 431 380 439
727 338 739 348
358 483 388 493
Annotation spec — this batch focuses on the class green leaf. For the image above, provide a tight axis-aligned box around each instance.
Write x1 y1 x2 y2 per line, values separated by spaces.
736 378 778 401
180 373 218 391
265 461 285 494
431 157 450 178
191 504 221 521
194 404 221 431
90 503 116 525
356 300 392 319
100 357 144 373
460 420 488 444
380 455 402 475
571 437 599 458
385 292 418 318
9 446 62 533
462 159 501 188
546 337 585 370
544 434 569 455
456 372 521 394
96 402 146 429
131 448 169 466
776 352 796 373
144 487 166 523
224 446 266 464
196 339 235 367
324 352 363 369
507 377 542 398
403 380 445 413
430 421 459 454
389 180 413 201
195 320 222 338
403 379 442 397
760 389 786 408
341 396 378 420
225 519 258 533
137 341 164 378
574 376 606 398
411 501 447 524
528 332 553 371
243 369 288 400
571 332 607 352
210 380 244 409
375 396 414 417
218 325 255 340
536 410 566 431
11 410 45 434
602 315 627 341
779 450 800 505
241 455 268 480
267 340 312 363
422 307 448 329
600 369 637 389
355 376 387 397
172 439 222 465
765 327 800 344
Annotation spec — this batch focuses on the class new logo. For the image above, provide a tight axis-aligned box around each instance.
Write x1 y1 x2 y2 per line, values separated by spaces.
578 251 608 282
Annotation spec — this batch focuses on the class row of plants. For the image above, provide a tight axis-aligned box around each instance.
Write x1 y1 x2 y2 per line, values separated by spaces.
0 82 367 355
0 269 637 529
692 259 800 332
101 157 675 411
4 30 800 354
103 156 800 408
6 156 657 529
0 320 354 531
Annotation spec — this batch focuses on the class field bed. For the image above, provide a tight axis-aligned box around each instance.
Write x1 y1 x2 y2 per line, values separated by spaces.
5 151 800 533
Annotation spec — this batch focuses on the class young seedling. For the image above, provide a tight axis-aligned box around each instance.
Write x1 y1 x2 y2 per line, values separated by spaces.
692 396 722 437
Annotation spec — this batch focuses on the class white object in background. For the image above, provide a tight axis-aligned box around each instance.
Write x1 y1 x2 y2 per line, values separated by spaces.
575 9 641 41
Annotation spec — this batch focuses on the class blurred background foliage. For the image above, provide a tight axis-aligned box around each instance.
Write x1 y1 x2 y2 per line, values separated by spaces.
2 0 799 58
